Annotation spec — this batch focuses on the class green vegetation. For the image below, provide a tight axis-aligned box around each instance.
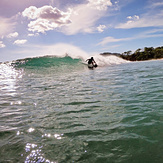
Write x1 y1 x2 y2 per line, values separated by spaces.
120 46 163 61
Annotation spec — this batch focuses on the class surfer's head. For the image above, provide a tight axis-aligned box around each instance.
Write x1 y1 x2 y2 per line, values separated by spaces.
91 57 93 60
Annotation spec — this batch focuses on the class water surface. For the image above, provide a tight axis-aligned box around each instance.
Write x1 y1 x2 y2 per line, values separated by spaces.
0 57 163 163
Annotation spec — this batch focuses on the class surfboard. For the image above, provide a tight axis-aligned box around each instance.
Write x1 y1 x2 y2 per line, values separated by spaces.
88 63 98 69
81 61 98 69
88 64 93 68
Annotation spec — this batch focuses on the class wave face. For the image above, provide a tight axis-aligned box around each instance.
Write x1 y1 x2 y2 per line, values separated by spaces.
10 56 86 75
12 56 81 68
11 53 128 69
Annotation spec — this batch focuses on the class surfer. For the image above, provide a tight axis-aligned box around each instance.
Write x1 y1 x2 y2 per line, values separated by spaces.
86 57 97 68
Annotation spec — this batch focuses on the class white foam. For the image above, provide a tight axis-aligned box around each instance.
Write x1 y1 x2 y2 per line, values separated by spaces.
92 54 130 66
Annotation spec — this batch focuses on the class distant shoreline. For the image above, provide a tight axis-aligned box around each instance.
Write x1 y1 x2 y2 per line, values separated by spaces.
100 52 163 62
101 46 163 62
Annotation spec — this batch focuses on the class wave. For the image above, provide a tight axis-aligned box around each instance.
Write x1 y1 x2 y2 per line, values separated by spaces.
1 42 128 68
12 55 81 68
10 53 128 69
92 54 129 66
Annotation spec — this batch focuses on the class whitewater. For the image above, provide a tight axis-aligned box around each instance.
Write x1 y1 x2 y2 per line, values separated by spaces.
0 52 163 163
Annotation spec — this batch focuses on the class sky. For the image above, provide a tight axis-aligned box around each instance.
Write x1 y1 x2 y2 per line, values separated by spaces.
1 0 163 62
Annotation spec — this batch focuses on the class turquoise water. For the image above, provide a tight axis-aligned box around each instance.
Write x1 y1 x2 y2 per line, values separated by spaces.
0 56 163 163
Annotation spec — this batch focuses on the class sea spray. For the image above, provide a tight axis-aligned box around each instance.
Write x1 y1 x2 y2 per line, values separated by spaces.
92 54 129 66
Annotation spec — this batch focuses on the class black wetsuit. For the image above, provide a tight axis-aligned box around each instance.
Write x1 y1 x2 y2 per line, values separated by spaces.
88 58 94 64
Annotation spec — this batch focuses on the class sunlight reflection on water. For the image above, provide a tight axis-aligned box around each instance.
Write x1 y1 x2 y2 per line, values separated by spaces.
0 63 23 96
17 128 63 163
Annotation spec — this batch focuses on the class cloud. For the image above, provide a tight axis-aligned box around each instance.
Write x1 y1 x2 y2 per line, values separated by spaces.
0 17 16 38
61 4 100 34
22 0 114 35
27 18 57 33
116 14 142 29
116 2 163 29
62 0 112 35
7 32 19 38
148 2 163 9
0 41 6 48
97 25 106 32
117 13 163 29
22 5 72 33
88 0 112 10
127 15 139 20
22 6 38 19
61 1 112 35
28 33 39 37
13 39 27 45
98 28 163 46
0 0 50 17
98 36 125 46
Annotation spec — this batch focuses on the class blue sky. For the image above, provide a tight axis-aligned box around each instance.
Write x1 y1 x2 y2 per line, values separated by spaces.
0 0 163 62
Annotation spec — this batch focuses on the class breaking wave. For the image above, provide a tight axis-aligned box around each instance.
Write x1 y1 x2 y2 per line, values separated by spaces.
10 53 128 69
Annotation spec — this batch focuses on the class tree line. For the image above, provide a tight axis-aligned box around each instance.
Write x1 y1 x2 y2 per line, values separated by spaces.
120 46 163 61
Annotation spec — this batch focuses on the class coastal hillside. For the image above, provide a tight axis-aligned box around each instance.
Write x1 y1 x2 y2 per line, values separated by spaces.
101 46 163 61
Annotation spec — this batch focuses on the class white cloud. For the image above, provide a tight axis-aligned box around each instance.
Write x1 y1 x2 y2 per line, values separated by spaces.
120 15 140 26
97 25 106 32
28 33 35 37
13 39 27 45
28 19 56 33
22 1 114 35
98 36 124 45
28 33 39 37
0 41 6 48
0 17 16 38
148 2 163 8
7 32 19 38
22 6 38 19
61 2 111 35
134 15 139 20
61 4 100 34
127 16 132 19
98 28 163 46
22 5 72 33
117 14 163 29
124 15 140 25
88 0 112 10
116 5 163 29
127 15 139 20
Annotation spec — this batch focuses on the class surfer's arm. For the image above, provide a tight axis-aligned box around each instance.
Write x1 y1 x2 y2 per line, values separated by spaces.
93 60 96 64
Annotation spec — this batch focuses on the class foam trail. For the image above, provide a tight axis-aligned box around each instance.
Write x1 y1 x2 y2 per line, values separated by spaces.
90 54 129 67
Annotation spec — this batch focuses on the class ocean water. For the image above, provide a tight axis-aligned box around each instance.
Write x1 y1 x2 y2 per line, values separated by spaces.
0 54 163 163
